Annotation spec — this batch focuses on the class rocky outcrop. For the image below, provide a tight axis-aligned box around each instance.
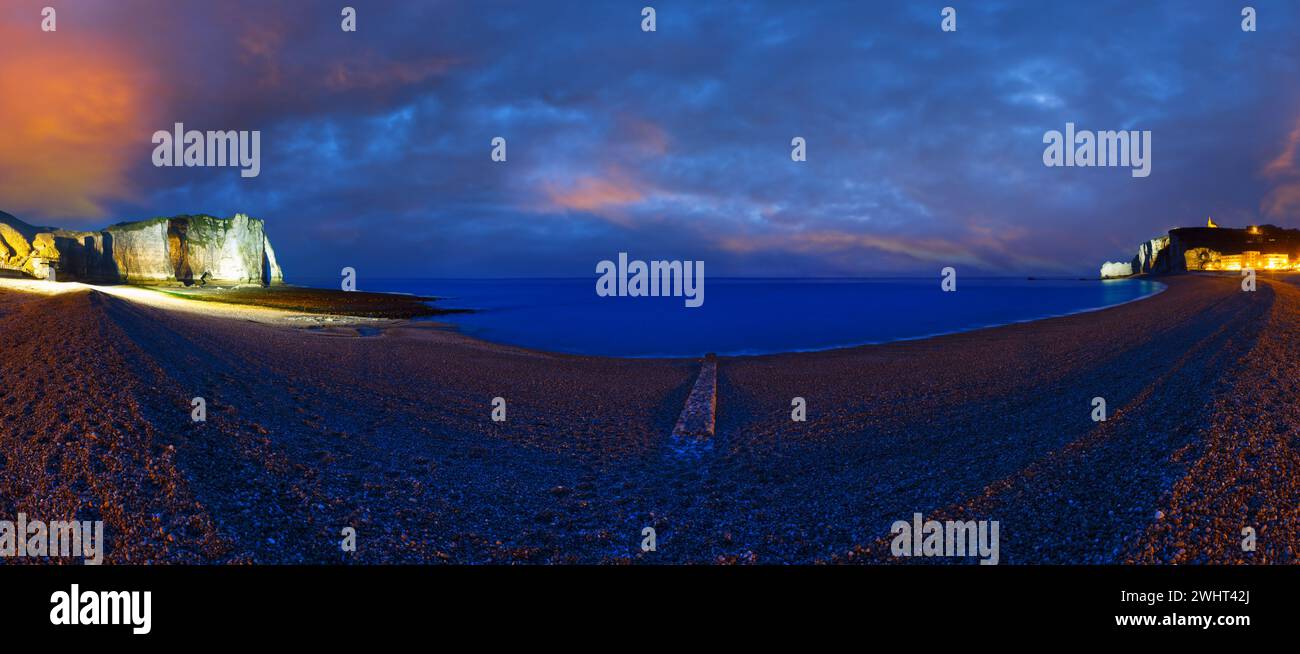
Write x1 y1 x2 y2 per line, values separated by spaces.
1103 222 1300 278
108 219 172 282
1099 261 1133 279
263 234 284 284
0 211 60 279
0 210 284 285
1133 236 1171 274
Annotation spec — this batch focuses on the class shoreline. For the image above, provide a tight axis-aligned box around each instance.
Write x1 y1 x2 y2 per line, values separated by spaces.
710 280 1170 359
2 275 1172 360
409 276 1171 360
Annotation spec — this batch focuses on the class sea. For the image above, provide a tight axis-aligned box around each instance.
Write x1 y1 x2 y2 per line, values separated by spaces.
298 277 1165 358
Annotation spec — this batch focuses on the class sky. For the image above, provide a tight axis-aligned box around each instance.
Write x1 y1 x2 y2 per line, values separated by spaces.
2 0 1300 279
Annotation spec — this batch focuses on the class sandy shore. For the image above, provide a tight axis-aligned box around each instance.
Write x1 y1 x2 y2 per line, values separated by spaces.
0 278 409 328
1 274 1296 563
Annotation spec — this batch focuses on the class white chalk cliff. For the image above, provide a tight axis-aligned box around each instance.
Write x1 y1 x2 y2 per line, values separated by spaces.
0 210 284 285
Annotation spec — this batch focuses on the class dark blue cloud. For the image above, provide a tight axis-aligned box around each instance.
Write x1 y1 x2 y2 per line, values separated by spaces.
6 0 1300 278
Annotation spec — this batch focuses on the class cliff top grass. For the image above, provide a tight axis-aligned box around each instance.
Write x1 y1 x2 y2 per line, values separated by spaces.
148 285 467 319
105 214 228 230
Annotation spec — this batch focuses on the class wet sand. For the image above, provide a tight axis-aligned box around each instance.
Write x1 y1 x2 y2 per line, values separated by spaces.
1 274 1296 563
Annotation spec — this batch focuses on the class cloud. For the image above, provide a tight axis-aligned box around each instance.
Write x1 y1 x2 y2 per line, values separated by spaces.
544 173 645 216
1262 117 1300 220
0 22 158 220
718 230 990 265
3 0 1300 278
324 57 459 92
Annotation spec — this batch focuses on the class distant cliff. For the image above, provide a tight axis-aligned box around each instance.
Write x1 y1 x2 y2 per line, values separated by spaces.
1101 221 1300 278
0 210 284 285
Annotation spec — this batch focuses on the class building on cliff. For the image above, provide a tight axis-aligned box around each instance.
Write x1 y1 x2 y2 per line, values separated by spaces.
1100 220 1300 278
0 210 284 286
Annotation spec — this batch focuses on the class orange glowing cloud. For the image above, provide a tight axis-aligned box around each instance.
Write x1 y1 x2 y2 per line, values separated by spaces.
541 168 648 226
547 176 644 211
0 23 157 220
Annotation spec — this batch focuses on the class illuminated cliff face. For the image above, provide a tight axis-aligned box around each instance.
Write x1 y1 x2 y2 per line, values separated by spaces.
1110 221 1300 278
0 211 283 285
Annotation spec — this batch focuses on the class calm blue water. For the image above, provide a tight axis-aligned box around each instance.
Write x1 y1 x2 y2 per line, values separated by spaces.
300 277 1164 358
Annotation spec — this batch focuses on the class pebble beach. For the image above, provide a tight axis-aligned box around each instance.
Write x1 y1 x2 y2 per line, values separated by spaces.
1 274 1296 564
